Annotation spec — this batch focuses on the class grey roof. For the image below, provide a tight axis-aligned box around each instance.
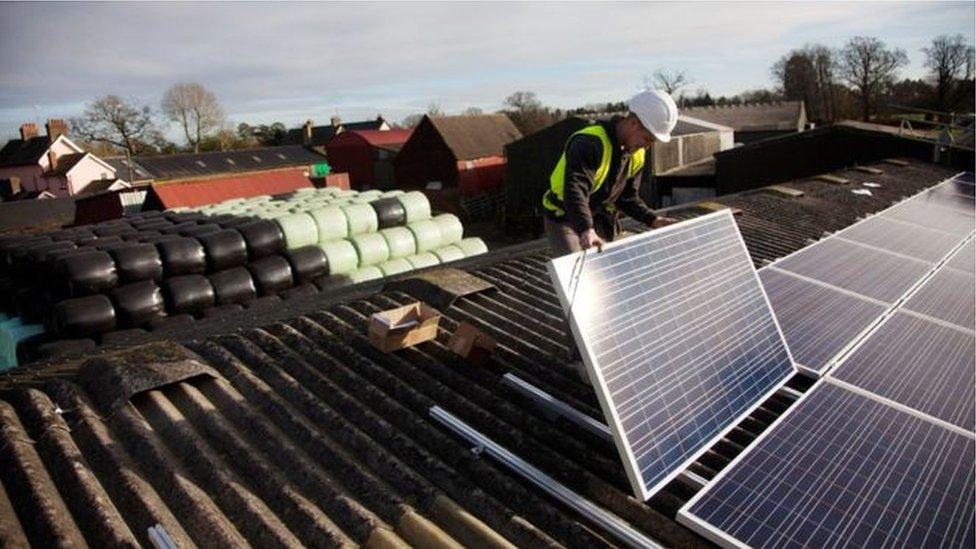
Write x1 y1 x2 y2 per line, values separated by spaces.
425 114 523 160
0 158 958 547
132 146 326 181
683 101 806 132
103 157 154 182
282 118 388 146
0 136 52 167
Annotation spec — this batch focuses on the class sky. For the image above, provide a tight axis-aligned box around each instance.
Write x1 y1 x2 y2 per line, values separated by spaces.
0 1 973 141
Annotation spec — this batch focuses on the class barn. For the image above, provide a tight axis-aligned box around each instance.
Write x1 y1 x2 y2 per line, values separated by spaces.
394 114 522 219
323 129 413 190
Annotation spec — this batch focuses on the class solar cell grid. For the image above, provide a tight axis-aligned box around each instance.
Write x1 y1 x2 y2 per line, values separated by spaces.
882 199 975 237
549 210 795 499
759 268 887 375
680 382 975 549
903 266 975 330
835 215 962 263
916 188 975 217
946 240 975 273
831 311 975 432
773 238 933 303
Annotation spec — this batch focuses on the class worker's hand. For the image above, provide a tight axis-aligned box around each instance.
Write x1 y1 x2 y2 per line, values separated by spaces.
579 229 605 252
650 216 679 229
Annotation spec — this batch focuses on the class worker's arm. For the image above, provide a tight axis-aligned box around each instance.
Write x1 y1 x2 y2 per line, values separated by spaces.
614 167 658 226
562 135 602 236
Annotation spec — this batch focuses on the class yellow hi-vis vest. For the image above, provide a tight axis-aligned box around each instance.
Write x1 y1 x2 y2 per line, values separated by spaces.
542 125 645 216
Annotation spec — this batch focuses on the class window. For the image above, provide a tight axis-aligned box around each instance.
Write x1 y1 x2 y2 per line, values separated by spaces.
277 153 287 160
195 160 207 167
226 158 236 165
252 156 262 162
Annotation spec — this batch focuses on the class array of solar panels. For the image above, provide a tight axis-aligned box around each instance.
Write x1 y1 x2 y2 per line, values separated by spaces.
681 173 975 548
548 210 796 500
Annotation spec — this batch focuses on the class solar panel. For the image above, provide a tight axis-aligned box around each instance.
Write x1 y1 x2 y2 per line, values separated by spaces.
774 238 933 303
946 240 975 274
939 174 976 198
916 188 975 217
680 381 975 549
835 215 962 263
759 268 886 375
882 199 975 237
548 210 795 499
831 311 975 431
903 266 975 330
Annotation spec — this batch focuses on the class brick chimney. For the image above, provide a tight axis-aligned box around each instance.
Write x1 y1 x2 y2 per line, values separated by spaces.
330 116 342 128
46 118 68 140
302 119 314 145
19 123 38 141
47 150 58 172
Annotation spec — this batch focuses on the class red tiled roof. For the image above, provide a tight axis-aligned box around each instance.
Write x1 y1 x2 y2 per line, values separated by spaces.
145 167 313 209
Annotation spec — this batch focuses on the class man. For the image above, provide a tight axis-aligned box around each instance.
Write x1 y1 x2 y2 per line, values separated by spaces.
543 89 680 256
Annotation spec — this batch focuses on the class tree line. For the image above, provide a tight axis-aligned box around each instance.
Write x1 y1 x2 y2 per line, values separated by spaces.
67 33 973 157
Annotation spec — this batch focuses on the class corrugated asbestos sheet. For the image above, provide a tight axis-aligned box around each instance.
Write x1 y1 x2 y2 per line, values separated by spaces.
0 159 959 547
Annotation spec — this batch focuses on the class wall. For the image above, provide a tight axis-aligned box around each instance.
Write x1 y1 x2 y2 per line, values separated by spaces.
394 120 457 188
0 165 44 193
456 156 506 196
67 157 115 195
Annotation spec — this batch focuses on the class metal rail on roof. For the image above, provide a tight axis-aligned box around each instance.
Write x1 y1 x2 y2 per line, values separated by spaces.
429 405 663 549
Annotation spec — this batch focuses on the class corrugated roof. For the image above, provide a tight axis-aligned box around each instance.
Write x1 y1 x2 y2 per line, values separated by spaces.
0 158 959 546
143 167 313 210
133 146 326 182
426 115 523 160
103 157 154 182
683 101 805 132
282 118 389 147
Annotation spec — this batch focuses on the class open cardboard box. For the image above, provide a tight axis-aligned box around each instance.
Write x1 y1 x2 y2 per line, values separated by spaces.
448 321 497 365
368 302 441 353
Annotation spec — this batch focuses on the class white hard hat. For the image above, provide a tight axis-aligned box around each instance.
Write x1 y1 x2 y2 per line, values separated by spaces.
628 90 678 143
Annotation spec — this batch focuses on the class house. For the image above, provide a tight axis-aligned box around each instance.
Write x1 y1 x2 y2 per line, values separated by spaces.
395 114 523 219
0 156 965 547
0 120 117 198
323 129 413 190
281 116 391 147
683 101 808 144
131 145 330 183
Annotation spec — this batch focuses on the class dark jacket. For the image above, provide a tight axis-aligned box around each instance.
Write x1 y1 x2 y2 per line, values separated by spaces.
552 117 657 236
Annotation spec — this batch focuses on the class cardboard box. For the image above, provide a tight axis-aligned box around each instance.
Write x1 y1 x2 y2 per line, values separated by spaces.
368 302 441 353
448 321 497 365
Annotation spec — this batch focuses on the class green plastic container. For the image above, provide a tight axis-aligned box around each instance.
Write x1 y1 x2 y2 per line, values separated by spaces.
379 227 416 259
349 232 390 267
319 240 359 275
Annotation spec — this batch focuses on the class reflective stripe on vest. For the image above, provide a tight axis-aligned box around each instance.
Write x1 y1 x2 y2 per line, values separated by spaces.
542 125 645 216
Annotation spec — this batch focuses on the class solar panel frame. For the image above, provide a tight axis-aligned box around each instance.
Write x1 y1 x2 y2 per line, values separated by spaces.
548 209 797 500
678 380 976 549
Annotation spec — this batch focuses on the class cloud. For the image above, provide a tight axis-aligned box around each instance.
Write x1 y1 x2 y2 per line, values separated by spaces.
0 1 973 137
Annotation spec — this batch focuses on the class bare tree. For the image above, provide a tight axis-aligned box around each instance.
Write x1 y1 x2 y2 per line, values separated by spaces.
646 69 692 95
772 44 838 121
462 106 484 115
923 34 975 111
161 82 225 153
426 103 444 116
70 95 158 155
503 91 554 134
838 36 908 121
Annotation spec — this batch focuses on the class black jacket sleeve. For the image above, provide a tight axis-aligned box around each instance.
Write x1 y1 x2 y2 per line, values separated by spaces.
562 135 602 235
615 166 657 226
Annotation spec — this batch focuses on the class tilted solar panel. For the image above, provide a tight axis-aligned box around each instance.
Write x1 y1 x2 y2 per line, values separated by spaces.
548 210 795 499
680 381 975 549
831 311 975 431
759 268 886 376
